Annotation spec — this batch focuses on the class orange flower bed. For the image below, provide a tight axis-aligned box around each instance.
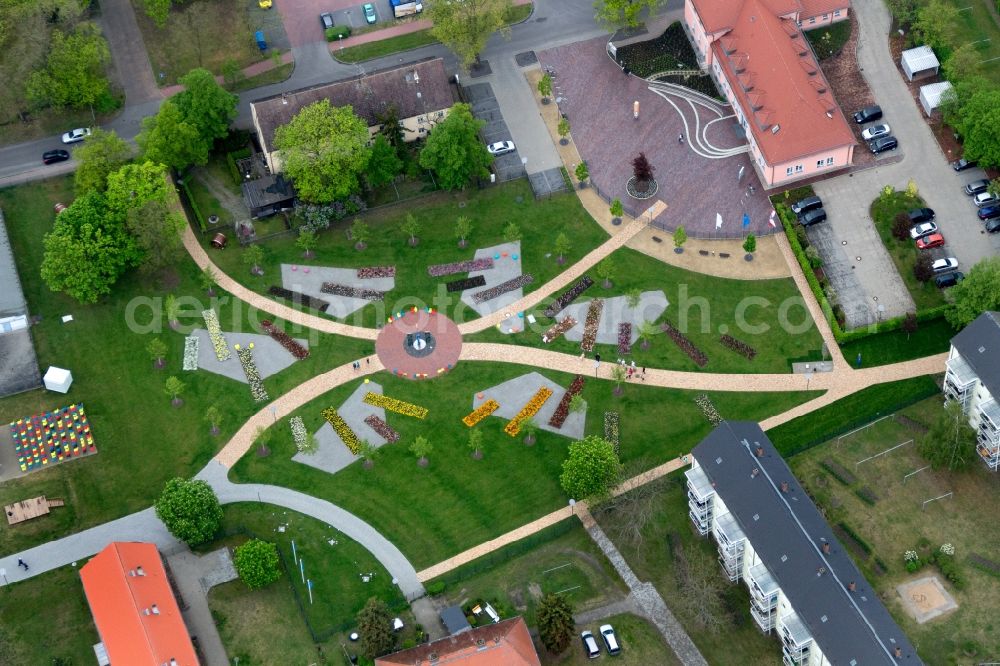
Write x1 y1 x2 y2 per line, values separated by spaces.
463 399 499 427
504 387 553 436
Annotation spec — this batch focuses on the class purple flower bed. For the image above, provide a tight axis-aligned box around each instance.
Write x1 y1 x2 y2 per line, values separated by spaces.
618 323 632 355
357 266 396 279
548 375 586 428
364 414 399 443
719 334 757 360
320 283 387 302
543 275 594 317
261 320 309 360
662 321 708 367
427 258 494 277
268 286 330 312
471 274 534 304
445 275 487 293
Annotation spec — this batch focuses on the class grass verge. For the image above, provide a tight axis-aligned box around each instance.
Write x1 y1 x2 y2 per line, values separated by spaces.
226 62 294 93
839 316 953 367
805 17 852 60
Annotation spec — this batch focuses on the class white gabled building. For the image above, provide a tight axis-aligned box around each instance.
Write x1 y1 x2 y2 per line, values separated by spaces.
944 311 1000 471
686 422 922 665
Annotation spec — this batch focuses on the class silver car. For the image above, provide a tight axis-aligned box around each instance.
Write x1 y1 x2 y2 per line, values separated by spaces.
486 141 515 156
909 221 938 239
61 127 91 144
860 123 891 141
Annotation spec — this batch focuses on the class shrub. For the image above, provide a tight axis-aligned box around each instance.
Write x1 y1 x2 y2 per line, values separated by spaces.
325 25 351 41
854 486 878 505
837 521 872 556
426 580 446 595
892 212 911 240
820 459 857 485
913 253 933 283
968 553 1000 578
234 538 282 589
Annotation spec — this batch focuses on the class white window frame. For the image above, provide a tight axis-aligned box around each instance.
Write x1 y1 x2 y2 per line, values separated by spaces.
786 167 794 176
826 156 834 165
794 164 804 174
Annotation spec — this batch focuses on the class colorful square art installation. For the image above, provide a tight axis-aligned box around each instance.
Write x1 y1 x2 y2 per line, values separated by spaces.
10 403 97 472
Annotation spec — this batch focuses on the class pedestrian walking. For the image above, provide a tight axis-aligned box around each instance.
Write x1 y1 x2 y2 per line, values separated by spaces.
630 360 636 370
678 133 684 144
366 358 370 365
595 353 601 363
17 558 25 569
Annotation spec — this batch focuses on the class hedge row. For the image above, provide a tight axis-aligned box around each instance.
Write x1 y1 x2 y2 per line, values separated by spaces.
178 178 207 233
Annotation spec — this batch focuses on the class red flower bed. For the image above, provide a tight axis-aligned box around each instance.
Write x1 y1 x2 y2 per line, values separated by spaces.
542 316 576 343
364 414 399 443
580 299 604 352
618 323 632 355
261 320 309 360
427 258 494 277
719 334 757 360
548 375 586 428
357 266 396 279
661 321 708 367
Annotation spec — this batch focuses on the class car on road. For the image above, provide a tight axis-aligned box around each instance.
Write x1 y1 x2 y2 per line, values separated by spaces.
61 127 91 144
908 208 935 224
853 105 882 124
986 218 1000 233
42 149 70 165
931 257 958 273
581 631 600 659
935 271 964 288
965 179 989 195
869 136 897 154
977 205 1000 221
916 233 945 249
363 2 377 23
861 123 891 141
320 11 334 29
974 192 999 208
799 208 827 226
909 221 938 239
486 140 516 156
951 158 976 171
600 625 621 656
791 195 823 216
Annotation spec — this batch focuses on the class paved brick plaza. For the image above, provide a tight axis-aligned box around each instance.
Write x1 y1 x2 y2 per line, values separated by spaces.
539 36 779 239
375 310 462 380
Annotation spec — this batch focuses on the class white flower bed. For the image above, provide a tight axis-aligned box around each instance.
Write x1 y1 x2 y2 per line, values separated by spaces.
202 309 231 361
183 336 199 371
236 344 269 403
290 416 308 452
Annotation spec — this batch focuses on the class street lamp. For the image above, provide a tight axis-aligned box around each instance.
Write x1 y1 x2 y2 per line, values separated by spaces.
569 498 576 515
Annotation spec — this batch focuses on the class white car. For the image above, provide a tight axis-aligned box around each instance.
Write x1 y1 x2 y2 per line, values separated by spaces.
599 624 621 655
860 123 891 141
61 127 91 144
909 221 938 239
974 191 999 208
486 140 515 156
931 257 958 274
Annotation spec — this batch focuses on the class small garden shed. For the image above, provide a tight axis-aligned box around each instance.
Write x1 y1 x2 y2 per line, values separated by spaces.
919 81 953 117
901 46 939 81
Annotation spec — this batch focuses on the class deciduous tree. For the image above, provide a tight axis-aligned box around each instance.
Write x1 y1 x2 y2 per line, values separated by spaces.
366 135 403 190
127 198 185 276
949 85 1000 168
141 0 172 27
173 68 238 145
594 0 663 30
418 103 492 189
138 101 207 170
946 257 1000 327
554 232 571 263
743 234 756 255
559 435 622 501
610 363 626 395
942 43 981 82
503 222 521 242
537 594 575 653
428 0 512 67
596 257 615 288
913 253 933 283
401 213 421 246
673 226 687 249
913 0 959 51
637 320 657 350
200 266 217 296
351 219 371 250
234 539 281 589
410 435 433 466
205 404 222 435
892 212 911 241
26 22 110 110
537 73 552 101
455 215 473 247
105 162 171 219
919 400 976 471
468 428 484 459
147 337 167 369
296 228 318 258
274 100 371 203
154 477 223 546
243 244 264 275
73 129 132 194
164 375 186 406
357 597 394 659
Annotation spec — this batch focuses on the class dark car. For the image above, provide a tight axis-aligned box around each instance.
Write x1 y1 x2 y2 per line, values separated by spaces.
952 158 977 171
869 136 897 154
853 105 883 124
965 179 989 195
791 195 823 216
986 218 1000 233
42 149 70 165
799 208 827 226
320 11 334 29
977 205 1000 221
935 271 964 288
908 207 935 224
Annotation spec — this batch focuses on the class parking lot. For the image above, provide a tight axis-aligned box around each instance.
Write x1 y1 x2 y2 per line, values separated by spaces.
278 0 392 48
465 82 527 183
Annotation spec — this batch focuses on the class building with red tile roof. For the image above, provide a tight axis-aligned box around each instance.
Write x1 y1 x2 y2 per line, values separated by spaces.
685 0 855 188
80 542 198 666
375 617 540 666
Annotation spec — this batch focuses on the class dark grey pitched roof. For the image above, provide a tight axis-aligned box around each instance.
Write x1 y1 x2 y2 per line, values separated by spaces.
951 311 1000 399
440 605 472 636
241 173 295 210
693 422 923 665
251 57 455 154
0 210 28 316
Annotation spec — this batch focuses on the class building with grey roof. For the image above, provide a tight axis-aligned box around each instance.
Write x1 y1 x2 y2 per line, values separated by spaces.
0 209 41 397
686 421 922 665
944 311 1000 470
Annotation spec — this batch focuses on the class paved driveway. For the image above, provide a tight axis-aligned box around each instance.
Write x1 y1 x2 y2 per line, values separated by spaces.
279 0 378 47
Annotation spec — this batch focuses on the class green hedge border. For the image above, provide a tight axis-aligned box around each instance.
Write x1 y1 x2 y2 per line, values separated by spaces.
178 178 208 233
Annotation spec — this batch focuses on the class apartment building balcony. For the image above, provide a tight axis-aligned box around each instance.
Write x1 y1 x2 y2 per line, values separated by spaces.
747 562 779 610
714 512 746 581
977 438 1000 471
751 602 777 633
977 399 1000 433
685 465 715 504
944 355 977 405
779 612 813 666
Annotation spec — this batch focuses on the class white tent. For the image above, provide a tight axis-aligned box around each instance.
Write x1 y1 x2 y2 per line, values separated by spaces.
901 46 939 81
919 81 953 117
43 366 73 393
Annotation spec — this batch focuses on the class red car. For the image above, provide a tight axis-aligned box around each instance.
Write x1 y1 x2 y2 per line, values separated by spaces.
916 233 945 250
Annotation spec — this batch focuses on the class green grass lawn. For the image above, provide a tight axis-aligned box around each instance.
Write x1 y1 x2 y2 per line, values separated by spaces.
231 360 816 569
226 62 293 93
550 613 680 666
804 17 852 60
186 173 234 227
204 180 608 328
0 565 98 664
766 375 940 456
0 177 372 554
839 316 954 367
870 190 947 311
468 246 824 374
131 0 262 85
941 0 1000 86
790 397 1000 663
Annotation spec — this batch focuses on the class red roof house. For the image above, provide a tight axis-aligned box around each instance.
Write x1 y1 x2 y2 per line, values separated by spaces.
375 617 540 666
80 542 198 666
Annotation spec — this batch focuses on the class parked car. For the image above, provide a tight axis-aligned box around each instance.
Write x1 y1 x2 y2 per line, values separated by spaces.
909 221 938 239
965 179 989 195
907 207 935 224
320 11 334 29
42 149 70 165
363 2 377 23
977 205 1000 221
853 105 882 124
986 218 1000 233
61 127 91 144
931 257 958 273
487 140 516 155
861 123 891 141
974 192 999 208
951 158 976 171
600 625 621 656
935 271 964 288
581 631 600 659
869 136 897 154
916 233 945 249
791 195 823 216
799 208 827 226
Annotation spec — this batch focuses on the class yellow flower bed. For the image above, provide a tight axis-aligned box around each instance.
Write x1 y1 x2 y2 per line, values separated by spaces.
504 387 553 436
463 400 499 427
322 407 361 454
363 392 428 419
